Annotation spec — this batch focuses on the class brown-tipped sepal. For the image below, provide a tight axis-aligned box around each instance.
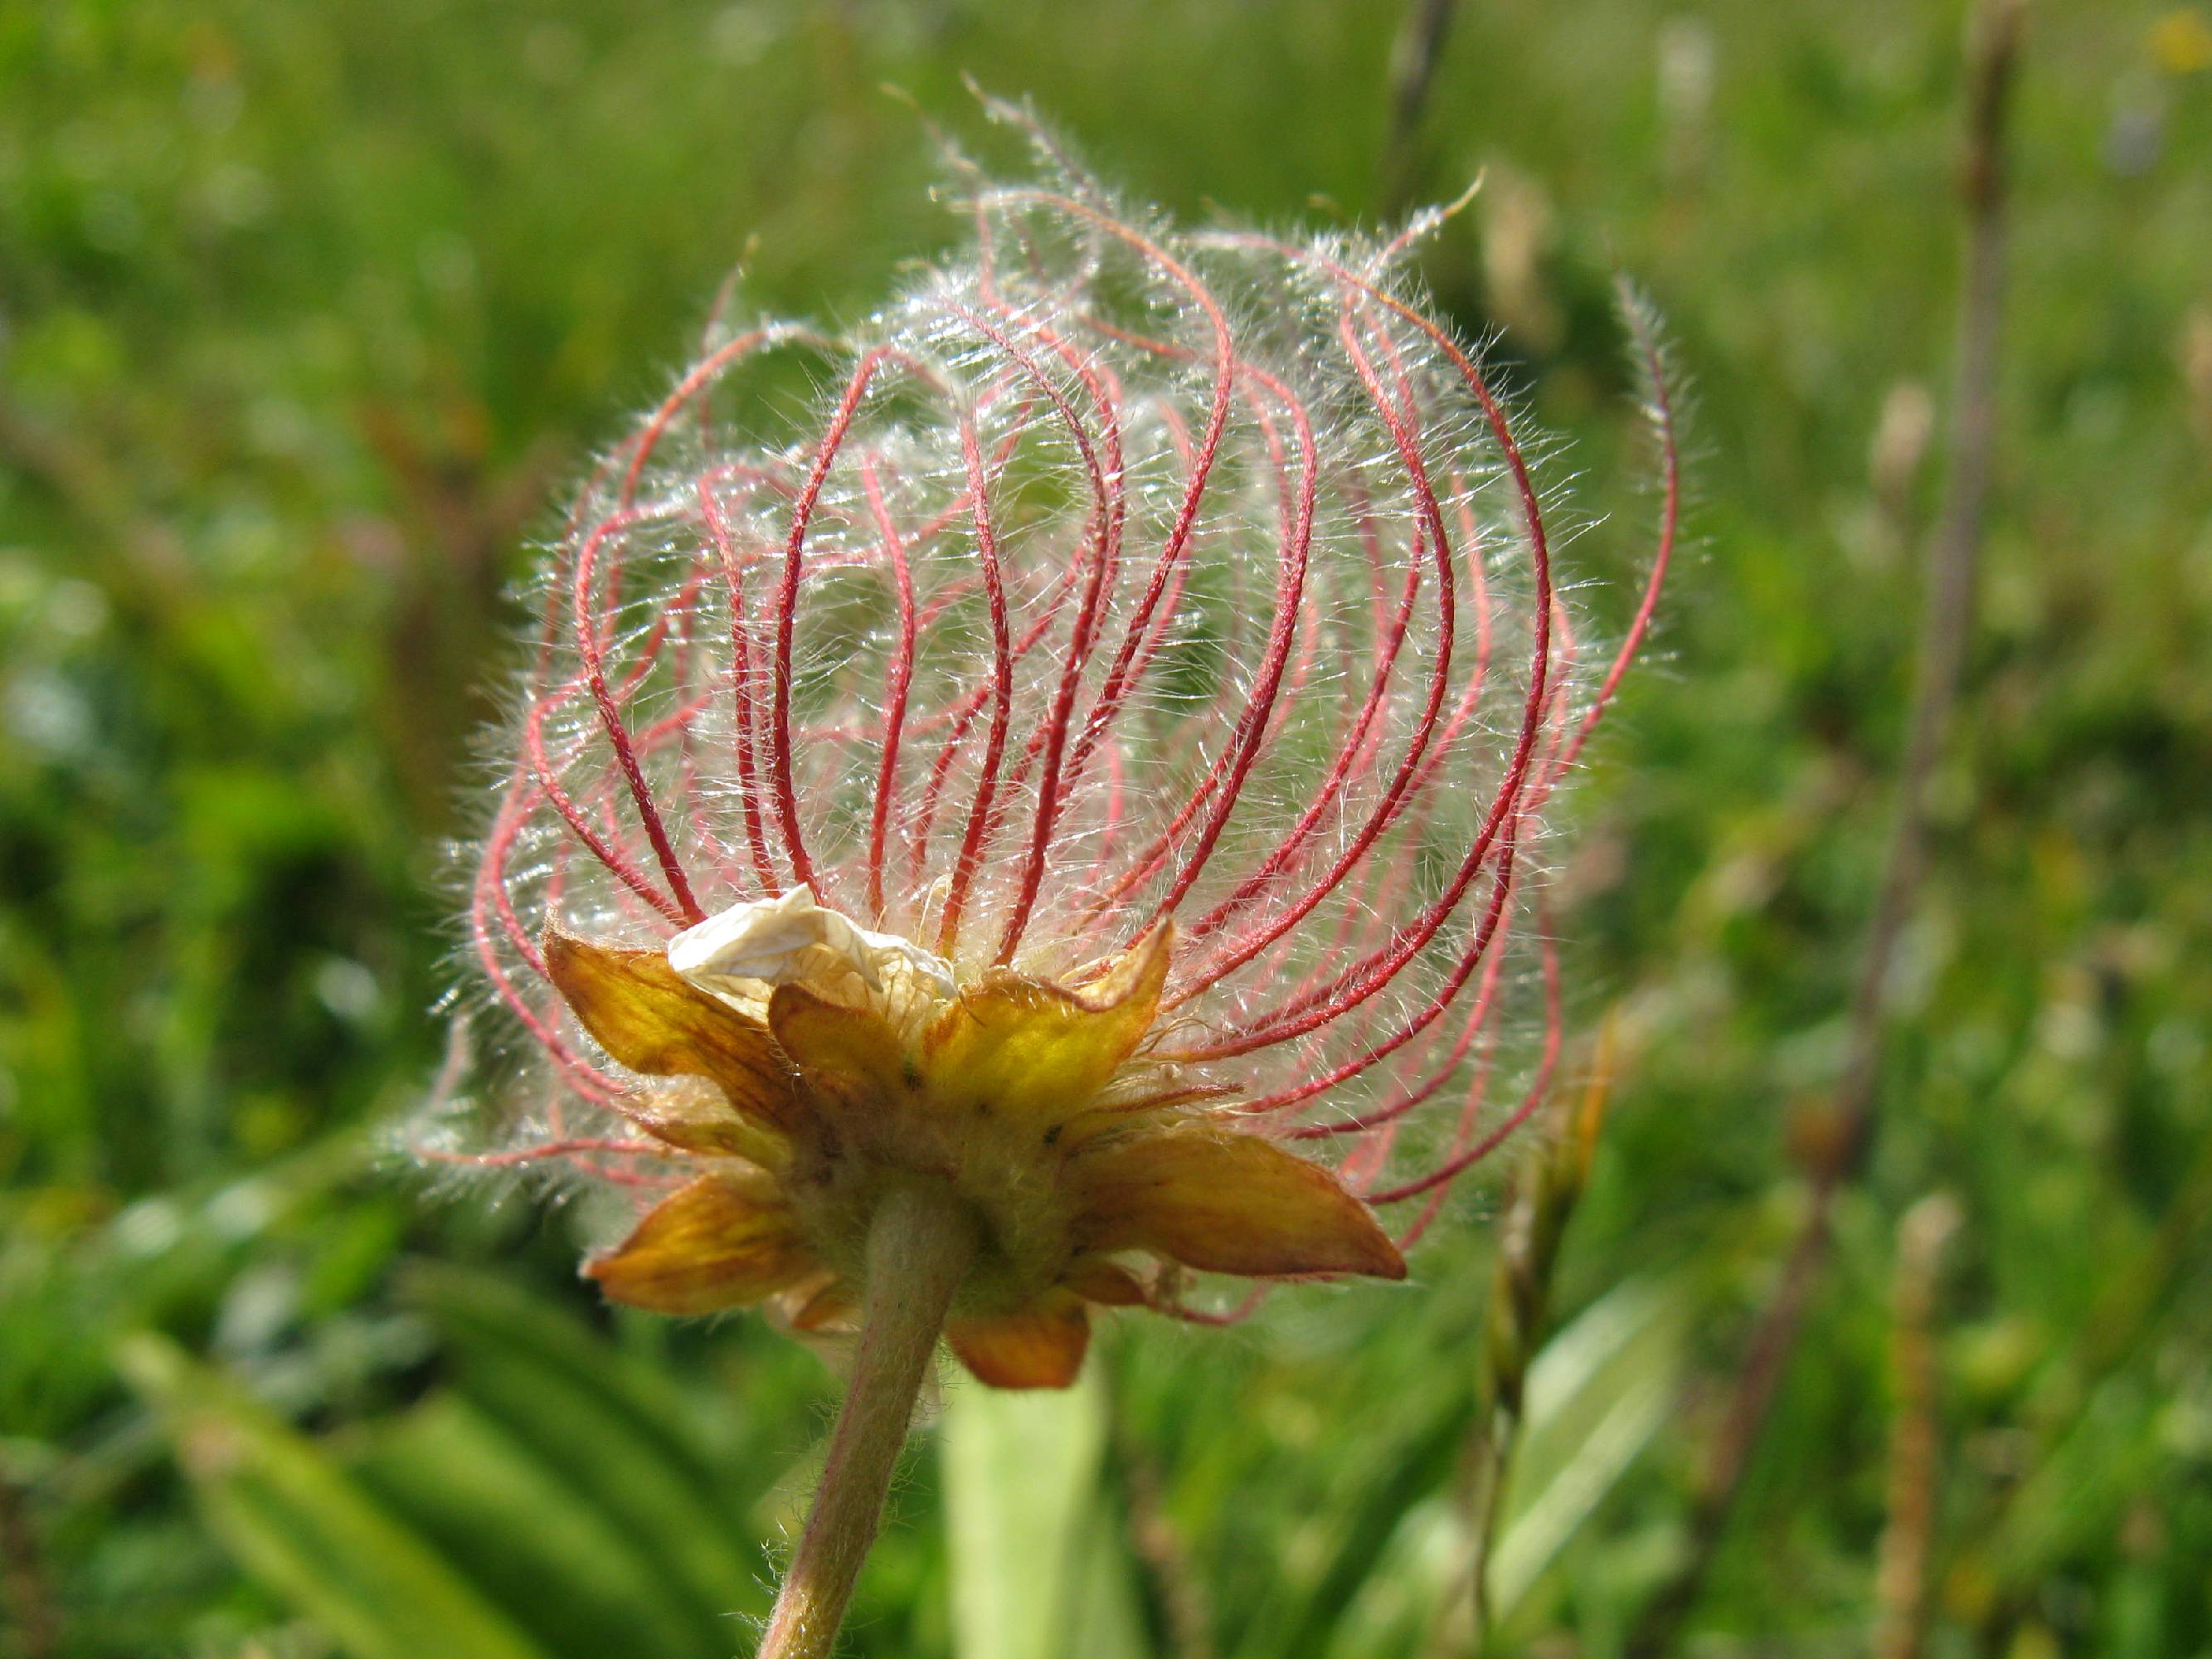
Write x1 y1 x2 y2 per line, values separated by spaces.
1067 1124 1407 1282
585 1172 818 1315
946 1291 1091 1389
543 930 799 1157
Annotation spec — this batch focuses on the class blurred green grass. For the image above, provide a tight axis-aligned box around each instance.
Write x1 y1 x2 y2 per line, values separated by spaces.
2 2 2209 1655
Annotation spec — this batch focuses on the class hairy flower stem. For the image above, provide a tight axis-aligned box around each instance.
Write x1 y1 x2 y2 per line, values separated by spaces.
760 1187 977 1659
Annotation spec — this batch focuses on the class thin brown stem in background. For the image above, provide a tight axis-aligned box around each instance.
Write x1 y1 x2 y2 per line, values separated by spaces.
1873 1195 1961 1659
1626 1 2024 1650
1380 0 1461 219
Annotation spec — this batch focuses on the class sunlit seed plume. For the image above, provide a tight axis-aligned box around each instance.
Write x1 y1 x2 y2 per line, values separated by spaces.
421 107 1680 1379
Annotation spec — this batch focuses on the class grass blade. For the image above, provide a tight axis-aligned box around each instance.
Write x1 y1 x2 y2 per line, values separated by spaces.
941 1366 1150 1659
117 1333 551 1659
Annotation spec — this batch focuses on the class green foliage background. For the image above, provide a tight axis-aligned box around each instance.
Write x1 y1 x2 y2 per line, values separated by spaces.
2 2 2208 1655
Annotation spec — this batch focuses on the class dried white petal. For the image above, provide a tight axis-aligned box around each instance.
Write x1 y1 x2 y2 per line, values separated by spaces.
668 887 958 1022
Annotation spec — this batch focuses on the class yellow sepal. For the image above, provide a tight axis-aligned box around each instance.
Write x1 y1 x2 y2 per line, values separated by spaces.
921 924 1173 1131
584 1172 817 1315
1068 1124 1407 1282
544 931 798 1160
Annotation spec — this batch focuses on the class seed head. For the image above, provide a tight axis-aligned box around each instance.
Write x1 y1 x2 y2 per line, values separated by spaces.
430 122 1676 1385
